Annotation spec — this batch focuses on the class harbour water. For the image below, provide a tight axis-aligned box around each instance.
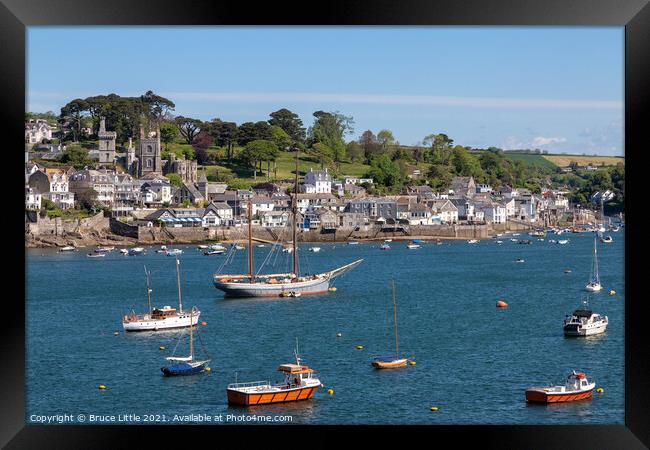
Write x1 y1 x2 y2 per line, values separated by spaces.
26 231 624 424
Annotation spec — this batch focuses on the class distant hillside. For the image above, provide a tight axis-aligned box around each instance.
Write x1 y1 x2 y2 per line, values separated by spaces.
542 154 624 167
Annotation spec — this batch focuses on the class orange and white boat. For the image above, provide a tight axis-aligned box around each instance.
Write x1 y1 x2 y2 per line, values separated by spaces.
525 371 595 403
227 343 321 406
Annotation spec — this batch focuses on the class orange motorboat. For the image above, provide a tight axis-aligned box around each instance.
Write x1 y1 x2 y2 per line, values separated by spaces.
526 371 595 403
227 343 322 406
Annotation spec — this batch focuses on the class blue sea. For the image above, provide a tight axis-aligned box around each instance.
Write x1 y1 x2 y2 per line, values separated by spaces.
26 231 624 425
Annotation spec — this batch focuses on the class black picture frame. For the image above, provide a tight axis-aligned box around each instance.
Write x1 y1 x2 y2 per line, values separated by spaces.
3 0 648 447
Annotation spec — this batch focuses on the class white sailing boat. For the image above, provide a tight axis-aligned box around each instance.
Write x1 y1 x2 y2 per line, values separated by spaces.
585 237 602 292
122 259 200 331
213 149 362 298
161 306 210 376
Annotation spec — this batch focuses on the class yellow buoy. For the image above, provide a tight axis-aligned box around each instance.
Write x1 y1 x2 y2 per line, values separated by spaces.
204 367 212 372
336 333 342 337
98 385 107 390
159 346 166 350
597 387 604 393
430 406 438 411
356 345 364 350
329 287 337 292
609 290 616 296
327 389 334 395
409 361 416 366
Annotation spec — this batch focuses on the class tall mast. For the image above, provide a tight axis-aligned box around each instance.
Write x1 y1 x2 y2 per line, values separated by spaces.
175 256 183 313
593 237 599 283
189 307 194 360
144 266 152 314
292 148 299 277
248 199 254 283
392 280 399 356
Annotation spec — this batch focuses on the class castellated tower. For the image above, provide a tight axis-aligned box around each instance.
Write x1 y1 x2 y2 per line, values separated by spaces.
98 117 117 165
138 122 162 177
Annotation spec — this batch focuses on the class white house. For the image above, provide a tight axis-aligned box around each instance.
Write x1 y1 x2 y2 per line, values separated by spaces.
25 119 53 144
202 202 233 227
428 199 459 224
476 201 507 224
25 186 42 210
343 176 373 185
259 210 290 228
408 203 434 225
302 168 332 194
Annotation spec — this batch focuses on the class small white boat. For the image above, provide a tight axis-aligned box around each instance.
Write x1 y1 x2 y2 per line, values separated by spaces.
257 244 266 248
406 243 420 249
348 241 360 245
60 246 76 252
380 244 391 250
384 239 393 242
512 233 521 237
308 247 321 253
209 244 227 251
204 249 225 255
600 235 613 243
548 239 557 244
495 233 503 237
282 247 293 253
87 253 105 258
128 247 145 255
510 238 518 242
515 258 525 263
94 246 114 253
234 245 245 250
585 237 602 292
197 244 209 249
166 249 183 256
563 301 608 336
558 240 569 245
496 240 503 244
119 249 129 255
467 239 479 244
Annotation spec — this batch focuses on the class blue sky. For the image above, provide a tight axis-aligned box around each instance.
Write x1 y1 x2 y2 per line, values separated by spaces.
27 27 623 155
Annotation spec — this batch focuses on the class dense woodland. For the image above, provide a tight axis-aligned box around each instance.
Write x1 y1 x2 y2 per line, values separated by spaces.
29 91 624 212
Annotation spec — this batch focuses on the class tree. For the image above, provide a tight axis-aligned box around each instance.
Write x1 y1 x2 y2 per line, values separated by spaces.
268 108 306 143
427 164 454 191
73 187 98 210
238 121 272 146
308 111 354 169
207 119 238 161
359 130 380 161
60 145 92 169
270 126 292 151
139 90 176 124
377 129 396 153
241 140 278 180
366 154 402 188
424 133 454 165
192 132 213 165
174 116 203 144
166 173 183 188
59 98 89 142
159 122 178 150
346 141 363 162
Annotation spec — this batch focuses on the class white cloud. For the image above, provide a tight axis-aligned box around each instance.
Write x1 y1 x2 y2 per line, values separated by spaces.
161 91 622 110
531 136 567 147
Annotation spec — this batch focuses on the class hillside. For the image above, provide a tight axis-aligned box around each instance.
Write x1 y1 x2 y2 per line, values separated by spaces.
542 154 624 167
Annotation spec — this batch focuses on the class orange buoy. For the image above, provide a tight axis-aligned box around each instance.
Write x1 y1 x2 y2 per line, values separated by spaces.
201 321 207 326
496 300 508 308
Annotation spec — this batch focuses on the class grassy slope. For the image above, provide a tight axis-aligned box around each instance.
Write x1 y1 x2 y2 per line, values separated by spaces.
501 153 558 169
542 154 624 167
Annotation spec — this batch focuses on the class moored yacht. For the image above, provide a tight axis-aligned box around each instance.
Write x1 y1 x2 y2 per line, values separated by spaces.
122 259 200 332
563 301 608 336
585 237 602 292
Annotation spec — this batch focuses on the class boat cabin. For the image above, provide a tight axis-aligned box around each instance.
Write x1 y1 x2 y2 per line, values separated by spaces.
565 372 591 390
278 363 315 387
151 306 178 319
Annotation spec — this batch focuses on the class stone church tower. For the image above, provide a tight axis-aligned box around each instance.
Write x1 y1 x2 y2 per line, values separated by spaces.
98 117 117 165
138 123 162 177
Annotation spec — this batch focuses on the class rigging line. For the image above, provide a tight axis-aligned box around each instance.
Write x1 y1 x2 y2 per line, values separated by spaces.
196 328 211 360
170 329 184 357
